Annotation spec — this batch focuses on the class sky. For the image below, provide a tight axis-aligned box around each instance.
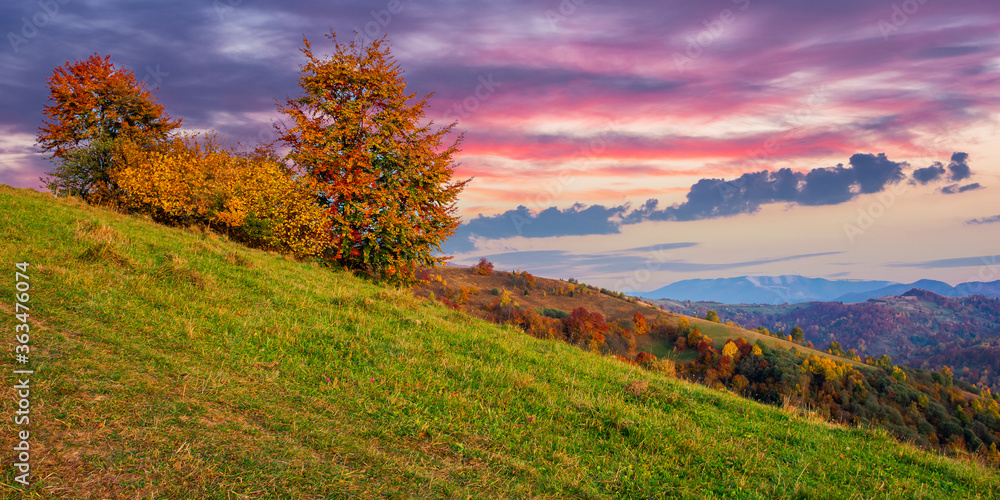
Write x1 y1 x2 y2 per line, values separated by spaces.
1 0 998 292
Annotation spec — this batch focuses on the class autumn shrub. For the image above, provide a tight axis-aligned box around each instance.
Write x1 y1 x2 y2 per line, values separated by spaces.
539 307 570 320
437 296 460 310
415 267 432 282
635 351 658 368
111 135 326 257
475 257 495 275
517 309 562 340
524 272 536 288
457 286 472 305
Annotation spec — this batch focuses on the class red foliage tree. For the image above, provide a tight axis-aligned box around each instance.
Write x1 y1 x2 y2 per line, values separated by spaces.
564 307 609 352
38 53 181 199
474 257 495 275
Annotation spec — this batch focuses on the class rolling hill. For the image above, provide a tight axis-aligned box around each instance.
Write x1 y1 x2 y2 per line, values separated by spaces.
416 266 862 366
2 185 999 499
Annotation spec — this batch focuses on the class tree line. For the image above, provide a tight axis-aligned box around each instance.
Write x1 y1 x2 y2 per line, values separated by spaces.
38 33 467 283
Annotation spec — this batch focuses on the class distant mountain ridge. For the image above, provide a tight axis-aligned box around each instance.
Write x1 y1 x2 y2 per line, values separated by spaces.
643 275 1000 304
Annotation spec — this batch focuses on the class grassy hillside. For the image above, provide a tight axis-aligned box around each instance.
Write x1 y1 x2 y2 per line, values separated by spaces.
1 184 999 499
419 267 861 366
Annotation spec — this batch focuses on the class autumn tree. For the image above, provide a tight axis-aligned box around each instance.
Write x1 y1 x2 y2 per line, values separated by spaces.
474 257 495 275
278 32 468 282
827 341 846 357
705 310 720 322
790 326 805 342
564 307 609 352
633 312 648 336
38 53 181 200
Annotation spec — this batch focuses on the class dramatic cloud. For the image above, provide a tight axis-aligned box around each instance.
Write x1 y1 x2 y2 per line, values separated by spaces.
2 0 1000 195
445 203 628 252
891 255 1000 269
447 150 981 251
967 215 1000 225
912 162 946 184
2 0 999 287
851 153 908 194
910 152 980 193
797 165 857 206
465 249 842 281
942 183 984 194
629 152 908 221
948 152 972 181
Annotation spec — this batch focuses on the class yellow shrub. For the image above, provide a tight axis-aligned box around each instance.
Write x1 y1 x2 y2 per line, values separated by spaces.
111 134 326 256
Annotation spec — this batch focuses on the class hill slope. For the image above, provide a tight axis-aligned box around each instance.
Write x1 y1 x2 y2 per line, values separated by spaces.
418 267 863 366
2 185 999 499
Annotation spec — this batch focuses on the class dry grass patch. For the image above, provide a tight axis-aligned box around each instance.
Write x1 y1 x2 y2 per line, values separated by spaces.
223 251 253 267
151 253 212 289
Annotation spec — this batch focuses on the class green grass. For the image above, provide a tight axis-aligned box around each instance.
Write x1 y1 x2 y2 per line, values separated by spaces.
1 185 998 499
637 315 864 368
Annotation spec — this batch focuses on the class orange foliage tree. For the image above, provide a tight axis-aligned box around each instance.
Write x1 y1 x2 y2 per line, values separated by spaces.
278 32 469 282
474 257 495 275
38 53 181 200
633 311 648 336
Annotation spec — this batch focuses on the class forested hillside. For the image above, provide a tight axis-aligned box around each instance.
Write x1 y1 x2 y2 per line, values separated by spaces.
654 290 1000 390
